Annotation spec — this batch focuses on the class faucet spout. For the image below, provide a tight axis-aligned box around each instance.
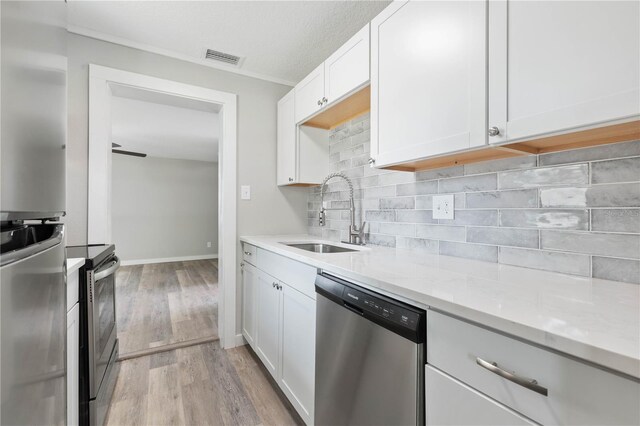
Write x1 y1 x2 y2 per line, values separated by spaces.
318 173 366 245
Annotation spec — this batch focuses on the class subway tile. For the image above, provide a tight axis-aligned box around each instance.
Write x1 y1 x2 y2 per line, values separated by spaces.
330 159 351 172
438 210 499 226
591 209 640 233
367 233 396 247
539 140 640 166
592 257 640 284
350 129 371 146
363 185 396 199
591 157 640 184
467 227 539 248
329 152 340 163
500 209 589 230
379 223 416 237
309 227 323 237
541 231 640 259
439 173 497 193
540 183 640 207
499 164 588 189
395 210 438 224
339 144 365 162
466 189 537 208
322 228 342 242
365 210 395 222
396 180 438 196
356 175 380 188
416 166 464 181
396 237 438 253
499 247 591 276
361 198 380 210
439 241 498 263
464 156 537 175
380 196 415 209
416 193 465 210
416 224 465 242
378 172 416 186
367 222 380 234
352 154 371 167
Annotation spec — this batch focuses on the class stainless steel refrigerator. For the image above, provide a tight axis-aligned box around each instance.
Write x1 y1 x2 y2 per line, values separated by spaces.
0 1 68 425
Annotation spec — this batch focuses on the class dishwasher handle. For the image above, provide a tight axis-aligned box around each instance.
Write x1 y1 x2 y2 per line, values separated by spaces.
343 301 364 316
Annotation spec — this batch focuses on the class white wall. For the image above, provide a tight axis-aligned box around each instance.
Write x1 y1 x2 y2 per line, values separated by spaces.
112 155 218 262
65 33 310 334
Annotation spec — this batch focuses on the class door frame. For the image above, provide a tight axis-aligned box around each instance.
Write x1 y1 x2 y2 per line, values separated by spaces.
87 64 239 348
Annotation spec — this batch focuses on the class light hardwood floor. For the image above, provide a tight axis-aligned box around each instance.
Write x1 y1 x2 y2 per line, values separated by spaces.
105 342 304 426
116 260 219 356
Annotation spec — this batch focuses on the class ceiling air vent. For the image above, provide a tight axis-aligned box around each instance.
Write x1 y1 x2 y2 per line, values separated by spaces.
205 49 242 66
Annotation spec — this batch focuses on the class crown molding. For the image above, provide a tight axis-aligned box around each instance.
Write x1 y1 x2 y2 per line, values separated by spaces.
67 25 296 87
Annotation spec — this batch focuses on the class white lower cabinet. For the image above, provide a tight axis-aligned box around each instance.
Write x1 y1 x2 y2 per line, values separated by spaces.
255 269 281 378
426 366 534 426
240 262 258 347
66 303 80 426
241 245 316 425
426 310 640 425
280 284 315 424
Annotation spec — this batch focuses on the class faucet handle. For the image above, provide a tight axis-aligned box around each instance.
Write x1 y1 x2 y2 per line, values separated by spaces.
358 221 367 244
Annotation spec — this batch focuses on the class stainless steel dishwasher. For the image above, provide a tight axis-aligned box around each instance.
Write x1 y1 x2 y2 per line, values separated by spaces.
315 273 426 426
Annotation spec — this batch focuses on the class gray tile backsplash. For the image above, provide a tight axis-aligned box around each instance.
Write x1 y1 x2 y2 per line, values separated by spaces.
307 113 640 283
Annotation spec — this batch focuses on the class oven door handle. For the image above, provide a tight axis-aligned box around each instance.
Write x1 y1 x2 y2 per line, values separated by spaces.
94 256 121 281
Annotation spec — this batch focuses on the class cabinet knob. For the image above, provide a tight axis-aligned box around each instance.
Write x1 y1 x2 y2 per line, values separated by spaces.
322 97 328 104
240 262 244 267
368 157 376 166
488 126 501 137
317 100 322 106
272 282 277 288
288 177 294 182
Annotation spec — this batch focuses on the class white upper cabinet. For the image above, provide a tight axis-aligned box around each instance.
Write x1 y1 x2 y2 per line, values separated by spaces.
488 0 640 144
324 24 370 105
294 24 371 124
277 89 297 186
370 1 488 168
294 64 325 123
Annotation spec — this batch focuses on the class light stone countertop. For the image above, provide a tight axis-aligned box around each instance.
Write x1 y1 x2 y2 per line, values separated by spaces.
67 257 85 275
240 234 640 379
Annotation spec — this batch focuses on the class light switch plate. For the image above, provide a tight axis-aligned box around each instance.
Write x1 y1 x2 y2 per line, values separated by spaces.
432 194 454 219
241 185 251 200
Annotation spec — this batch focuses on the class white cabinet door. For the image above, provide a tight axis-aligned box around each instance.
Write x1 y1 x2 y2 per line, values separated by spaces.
277 89 297 186
488 0 640 144
280 283 316 424
371 1 487 167
67 303 80 426
294 63 325 123
426 366 534 425
324 24 370 105
241 262 258 348
255 270 281 379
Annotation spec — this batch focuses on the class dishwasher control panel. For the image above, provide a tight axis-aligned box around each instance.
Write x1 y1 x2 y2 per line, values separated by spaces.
344 287 421 331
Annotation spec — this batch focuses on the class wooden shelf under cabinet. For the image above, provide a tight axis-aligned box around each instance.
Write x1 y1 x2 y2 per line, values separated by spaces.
383 120 640 172
303 85 371 130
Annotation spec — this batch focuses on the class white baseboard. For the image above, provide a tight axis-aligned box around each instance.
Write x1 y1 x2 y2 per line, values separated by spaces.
121 254 218 266
234 333 247 347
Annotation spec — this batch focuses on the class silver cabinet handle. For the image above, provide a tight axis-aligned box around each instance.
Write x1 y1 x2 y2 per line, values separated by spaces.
317 99 322 106
272 282 277 288
322 97 328 104
368 157 376 165
488 126 501 137
288 177 294 182
244 251 252 256
476 357 548 396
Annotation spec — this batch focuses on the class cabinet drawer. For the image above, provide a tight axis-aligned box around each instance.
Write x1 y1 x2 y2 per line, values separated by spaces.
426 366 534 425
242 243 257 264
427 310 640 425
256 248 317 299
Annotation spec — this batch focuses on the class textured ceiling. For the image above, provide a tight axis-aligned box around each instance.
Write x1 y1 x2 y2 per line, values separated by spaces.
111 91 219 162
68 1 391 85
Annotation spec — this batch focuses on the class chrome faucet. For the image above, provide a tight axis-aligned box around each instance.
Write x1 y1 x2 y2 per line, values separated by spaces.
319 172 366 245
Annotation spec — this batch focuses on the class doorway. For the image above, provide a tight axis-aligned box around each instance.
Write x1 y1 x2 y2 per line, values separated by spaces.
108 85 221 356
87 65 238 351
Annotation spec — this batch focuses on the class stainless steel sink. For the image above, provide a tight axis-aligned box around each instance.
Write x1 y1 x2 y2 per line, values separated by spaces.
283 243 357 253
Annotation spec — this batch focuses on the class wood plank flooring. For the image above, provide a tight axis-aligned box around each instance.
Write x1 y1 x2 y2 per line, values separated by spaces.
115 260 219 356
105 342 304 426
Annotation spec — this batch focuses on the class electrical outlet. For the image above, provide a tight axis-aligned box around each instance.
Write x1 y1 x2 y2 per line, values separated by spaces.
207 242 212 248
241 185 251 200
432 194 454 220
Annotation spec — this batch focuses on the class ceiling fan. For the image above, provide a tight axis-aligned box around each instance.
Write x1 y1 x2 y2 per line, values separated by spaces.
111 142 147 158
